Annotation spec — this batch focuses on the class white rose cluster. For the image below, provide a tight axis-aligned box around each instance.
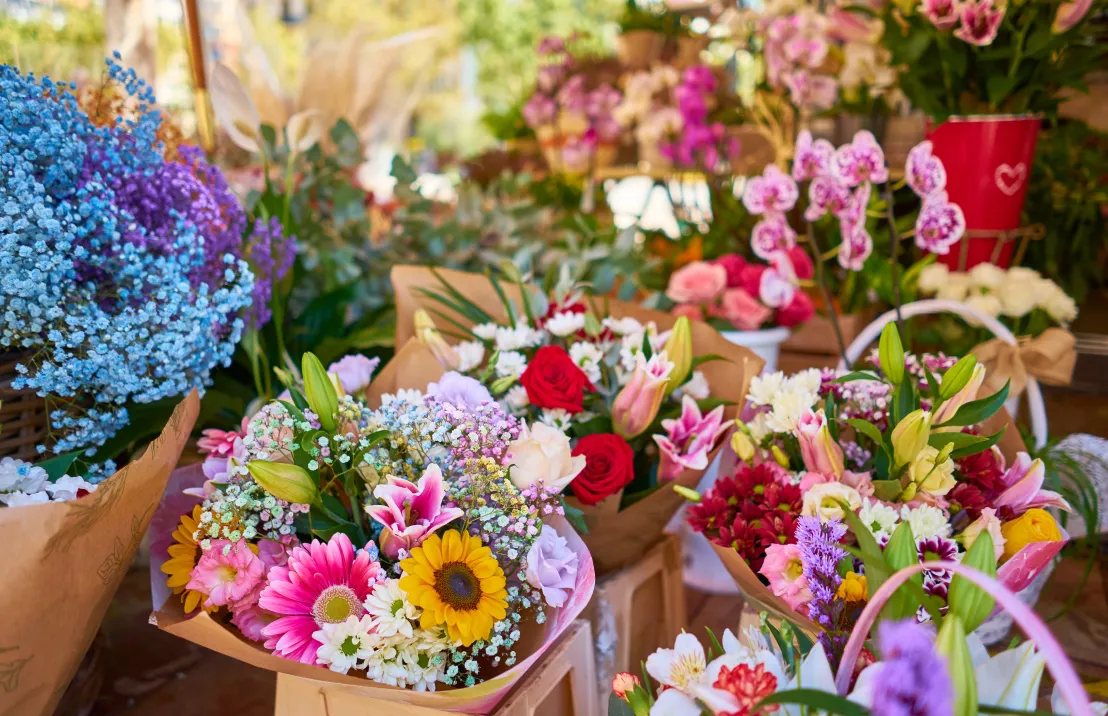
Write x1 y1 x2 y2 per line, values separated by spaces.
917 263 1078 325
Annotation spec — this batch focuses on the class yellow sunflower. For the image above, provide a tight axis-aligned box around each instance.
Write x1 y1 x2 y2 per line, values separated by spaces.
399 530 508 646
160 505 215 614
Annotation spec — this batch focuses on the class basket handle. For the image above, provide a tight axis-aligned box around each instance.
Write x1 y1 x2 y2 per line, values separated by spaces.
836 299 1047 451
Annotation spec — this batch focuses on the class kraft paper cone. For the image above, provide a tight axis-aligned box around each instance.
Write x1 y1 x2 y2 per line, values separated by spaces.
0 391 199 716
390 265 765 575
710 544 819 637
148 378 595 715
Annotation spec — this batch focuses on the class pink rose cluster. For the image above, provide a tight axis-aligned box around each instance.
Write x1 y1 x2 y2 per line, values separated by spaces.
666 247 815 331
660 66 740 172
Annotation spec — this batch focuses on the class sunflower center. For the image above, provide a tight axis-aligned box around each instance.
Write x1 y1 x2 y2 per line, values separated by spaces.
311 585 365 625
434 561 483 611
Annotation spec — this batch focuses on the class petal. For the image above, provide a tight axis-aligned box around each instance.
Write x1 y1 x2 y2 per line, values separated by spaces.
284 109 325 154
209 63 261 153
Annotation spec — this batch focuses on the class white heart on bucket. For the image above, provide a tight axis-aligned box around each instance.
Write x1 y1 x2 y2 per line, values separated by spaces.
994 162 1027 196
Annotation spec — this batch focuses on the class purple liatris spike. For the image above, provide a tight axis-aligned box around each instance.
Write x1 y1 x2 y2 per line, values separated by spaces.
794 515 846 629
871 620 953 716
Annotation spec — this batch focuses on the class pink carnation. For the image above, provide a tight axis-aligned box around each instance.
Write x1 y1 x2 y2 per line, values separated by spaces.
187 540 265 609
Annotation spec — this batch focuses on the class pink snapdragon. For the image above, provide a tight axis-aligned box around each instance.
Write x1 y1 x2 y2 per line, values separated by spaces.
653 396 729 480
365 464 465 559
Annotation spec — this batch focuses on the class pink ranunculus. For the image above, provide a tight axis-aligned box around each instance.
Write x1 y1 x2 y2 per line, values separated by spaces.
834 130 889 186
713 254 748 288
666 261 728 304
905 140 947 198
187 540 265 609
804 174 853 221
795 409 845 477
921 0 962 29
759 266 797 309
995 453 1072 515
954 0 1005 45
760 543 813 612
365 464 465 559
751 214 798 260
654 396 730 480
743 165 800 216
671 303 704 322
776 289 815 328
718 288 772 331
913 192 966 255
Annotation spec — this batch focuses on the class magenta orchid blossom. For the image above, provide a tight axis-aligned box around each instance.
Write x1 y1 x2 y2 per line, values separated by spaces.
653 396 729 481
913 192 967 255
954 0 1005 46
995 453 1073 515
365 464 465 559
743 164 800 215
792 130 835 181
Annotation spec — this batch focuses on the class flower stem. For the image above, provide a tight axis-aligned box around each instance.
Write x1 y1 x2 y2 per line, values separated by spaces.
883 184 904 332
806 222 848 366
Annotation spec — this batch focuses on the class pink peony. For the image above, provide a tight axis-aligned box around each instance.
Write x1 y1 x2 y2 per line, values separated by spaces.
718 288 771 331
666 261 728 304
187 540 265 609
760 543 812 612
258 533 385 664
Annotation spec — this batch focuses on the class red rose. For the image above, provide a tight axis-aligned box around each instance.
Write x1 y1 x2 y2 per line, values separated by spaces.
738 264 766 297
570 433 635 506
713 254 747 288
776 290 814 327
519 345 594 413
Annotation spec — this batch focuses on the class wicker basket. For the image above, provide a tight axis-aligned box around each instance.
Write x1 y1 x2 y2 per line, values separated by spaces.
0 352 48 460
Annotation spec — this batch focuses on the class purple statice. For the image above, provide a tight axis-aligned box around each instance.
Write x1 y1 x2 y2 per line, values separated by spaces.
243 217 296 328
870 620 953 716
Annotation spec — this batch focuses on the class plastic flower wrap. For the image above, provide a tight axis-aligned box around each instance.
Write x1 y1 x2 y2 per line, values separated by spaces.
686 322 1068 655
151 351 593 708
390 265 763 574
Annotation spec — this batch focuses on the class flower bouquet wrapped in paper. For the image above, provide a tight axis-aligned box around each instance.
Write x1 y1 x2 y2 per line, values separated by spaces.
391 265 764 574
150 346 594 712
686 322 1069 641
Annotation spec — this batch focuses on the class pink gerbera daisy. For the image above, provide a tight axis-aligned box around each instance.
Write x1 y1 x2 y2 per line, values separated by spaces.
258 533 385 664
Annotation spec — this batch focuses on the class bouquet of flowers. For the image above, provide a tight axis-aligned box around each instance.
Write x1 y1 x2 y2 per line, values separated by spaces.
687 322 1069 644
150 348 593 710
390 265 763 573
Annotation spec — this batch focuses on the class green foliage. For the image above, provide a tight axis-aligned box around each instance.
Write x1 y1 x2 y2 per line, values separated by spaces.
618 0 668 33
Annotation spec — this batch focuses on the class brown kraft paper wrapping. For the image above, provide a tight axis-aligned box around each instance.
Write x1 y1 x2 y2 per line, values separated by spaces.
0 391 199 716
390 265 765 574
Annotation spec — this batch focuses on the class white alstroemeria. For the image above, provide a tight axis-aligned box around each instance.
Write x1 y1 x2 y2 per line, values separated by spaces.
545 311 586 338
210 63 262 153
495 350 528 378
472 322 499 341
284 108 326 156
747 371 786 407
455 341 486 372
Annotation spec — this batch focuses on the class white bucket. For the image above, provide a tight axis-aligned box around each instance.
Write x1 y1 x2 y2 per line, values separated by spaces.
719 326 791 374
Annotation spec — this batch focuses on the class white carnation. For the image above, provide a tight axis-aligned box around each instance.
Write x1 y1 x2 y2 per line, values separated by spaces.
747 371 786 407
858 498 900 542
540 408 574 431
495 351 528 378
472 322 499 341
969 263 1006 290
505 385 530 411
603 316 643 336
917 262 949 294
963 293 1003 323
455 341 486 372
495 323 545 352
900 504 951 540
996 279 1037 317
569 342 604 384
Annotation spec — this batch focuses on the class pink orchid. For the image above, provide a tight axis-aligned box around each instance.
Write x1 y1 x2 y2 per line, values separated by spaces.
653 396 729 480
804 175 853 221
366 464 465 559
759 263 798 309
751 214 798 259
954 0 1005 46
795 409 845 477
838 222 874 270
783 70 839 112
913 192 966 255
834 131 889 186
783 34 829 68
743 165 800 215
905 140 947 198
995 453 1072 515
921 0 962 29
792 130 835 181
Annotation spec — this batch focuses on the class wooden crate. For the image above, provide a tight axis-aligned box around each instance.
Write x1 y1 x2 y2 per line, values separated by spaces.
273 620 598 716
589 535 686 708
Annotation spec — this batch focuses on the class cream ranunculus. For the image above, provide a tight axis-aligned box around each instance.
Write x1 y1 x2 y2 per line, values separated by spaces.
908 445 956 497
506 422 586 493
996 278 1038 317
969 263 1006 290
801 482 863 522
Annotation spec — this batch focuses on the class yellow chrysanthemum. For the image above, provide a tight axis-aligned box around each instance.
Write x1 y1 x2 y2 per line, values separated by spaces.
399 530 508 646
160 506 215 614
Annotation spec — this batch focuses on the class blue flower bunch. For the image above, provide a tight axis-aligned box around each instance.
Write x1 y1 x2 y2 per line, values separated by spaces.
0 56 254 465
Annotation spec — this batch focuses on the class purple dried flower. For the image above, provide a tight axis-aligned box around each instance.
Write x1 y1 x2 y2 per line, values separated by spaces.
244 217 296 328
871 620 953 716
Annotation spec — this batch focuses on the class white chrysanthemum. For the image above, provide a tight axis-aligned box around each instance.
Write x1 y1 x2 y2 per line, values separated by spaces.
495 323 545 351
917 262 949 293
540 408 574 432
495 350 528 378
747 371 786 406
900 504 952 540
569 342 604 384
472 322 499 341
381 388 424 406
455 341 485 373
858 498 900 542
45 475 96 502
618 340 641 374
545 311 586 338
313 615 376 674
679 370 710 400
364 579 419 639
504 385 530 411
786 368 823 396
0 456 48 494
0 491 50 507
746 413 772 443
969 263 1006 290
764 389 817 434
603 316 643 336
363 642 408 685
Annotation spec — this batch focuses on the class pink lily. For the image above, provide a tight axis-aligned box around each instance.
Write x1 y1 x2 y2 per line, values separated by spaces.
613 352 674 439
954 0 1005 46
1053 0 1091 32
921 0 962 29
794 409 845 477
653 396 729 481
995 452 1072 515
366 464 465 559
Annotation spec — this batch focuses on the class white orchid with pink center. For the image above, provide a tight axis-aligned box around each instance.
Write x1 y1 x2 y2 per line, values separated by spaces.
905 140 948 198
742 165 800 215
833 130 889 186
913 192 967 255
653 396 730 481
751 214 798 260
792 130 835 181
365 464 465 559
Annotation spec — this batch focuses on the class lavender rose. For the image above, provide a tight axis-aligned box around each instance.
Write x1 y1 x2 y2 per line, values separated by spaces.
525 524 579 608
328 354 380 395
426 371 494 410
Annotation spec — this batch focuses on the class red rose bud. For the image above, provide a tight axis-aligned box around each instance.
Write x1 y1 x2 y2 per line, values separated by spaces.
519 345 594 413
570 433 636 506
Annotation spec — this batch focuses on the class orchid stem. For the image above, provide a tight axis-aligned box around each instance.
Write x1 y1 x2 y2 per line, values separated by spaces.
883 184 904 332
806 222 848 366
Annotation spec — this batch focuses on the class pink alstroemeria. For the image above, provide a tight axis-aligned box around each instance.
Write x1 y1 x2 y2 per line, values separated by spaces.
751 214 798 259
954 0 1005 46
366 464 465 559
653 396 729 481
742 164 799 215
1053 0 1092 32
834 130 889 186
905 140 947 198
921 0 962 29
804 175 853 221
792 130 835 181
794 409 845 477
913 192 967 255
995 453 1072 515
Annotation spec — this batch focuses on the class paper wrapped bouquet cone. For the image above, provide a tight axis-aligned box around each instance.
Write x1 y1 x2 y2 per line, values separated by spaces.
390 265 764 574
0 391 199 716
148 347 595 714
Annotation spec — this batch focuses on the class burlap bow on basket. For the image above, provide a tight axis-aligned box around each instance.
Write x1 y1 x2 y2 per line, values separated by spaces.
973 327 1078 397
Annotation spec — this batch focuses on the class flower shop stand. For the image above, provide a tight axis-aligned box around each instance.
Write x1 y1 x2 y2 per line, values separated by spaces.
273 620 598 716
588 534 687 711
